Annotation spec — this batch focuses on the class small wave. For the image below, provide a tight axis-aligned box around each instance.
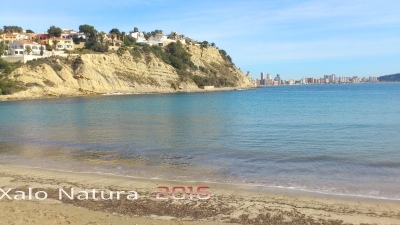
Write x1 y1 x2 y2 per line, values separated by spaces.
364 161 400 168
275 155 340 163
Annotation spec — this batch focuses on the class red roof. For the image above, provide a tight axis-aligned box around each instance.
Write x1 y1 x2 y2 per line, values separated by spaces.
36 34 50 38
51 37 73 41
12 40 40 45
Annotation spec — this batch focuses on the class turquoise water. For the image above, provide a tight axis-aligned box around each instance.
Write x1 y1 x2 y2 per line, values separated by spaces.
0 83 399 199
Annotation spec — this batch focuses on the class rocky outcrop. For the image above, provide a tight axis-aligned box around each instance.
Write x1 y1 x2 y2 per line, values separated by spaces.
0 45 253 100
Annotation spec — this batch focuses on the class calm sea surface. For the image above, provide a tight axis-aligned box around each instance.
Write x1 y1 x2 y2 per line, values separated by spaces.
0 83 399 199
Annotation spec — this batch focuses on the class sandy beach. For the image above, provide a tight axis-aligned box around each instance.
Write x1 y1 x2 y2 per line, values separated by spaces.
0 165 399 225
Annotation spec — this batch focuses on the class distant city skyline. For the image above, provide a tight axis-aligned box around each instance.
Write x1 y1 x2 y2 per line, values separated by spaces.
253 72 379 86
2 0 399 80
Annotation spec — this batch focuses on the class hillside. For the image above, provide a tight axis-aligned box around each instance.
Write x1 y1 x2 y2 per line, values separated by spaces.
378 73 400 82
0 43 253 100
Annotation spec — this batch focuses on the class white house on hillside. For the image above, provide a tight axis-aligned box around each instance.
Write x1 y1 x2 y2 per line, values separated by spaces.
129 31 147 44
61 29 86 39
9 40 43 55
147 33 168 46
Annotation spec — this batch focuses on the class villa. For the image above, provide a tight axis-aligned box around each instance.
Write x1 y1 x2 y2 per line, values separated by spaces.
49 37 74 50
9 40 43 55
129 31 147 44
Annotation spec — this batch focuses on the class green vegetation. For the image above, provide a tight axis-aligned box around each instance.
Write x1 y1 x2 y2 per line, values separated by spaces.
192 75 234 87
115 40 237 87
0 58 21 75
378 73 400 82
47 25 62 37
79 24 97 39
25 46 32 55
26 57 63 71
92 42 109 52
201 41 209 48
117 45 128 56
45 44 52 51
0 79 24 95
0 59 24 95
40 45 44 56
79 24 106 52
51 39 60 50
109 28 122 40
0 42 6 56
219 49 233 64
3 26 23 33
72 56 84 73
73 37 85 44
132 42 198 82
123 36 136 47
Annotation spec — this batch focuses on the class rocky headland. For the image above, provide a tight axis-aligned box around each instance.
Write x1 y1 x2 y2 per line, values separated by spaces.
0 43 253 101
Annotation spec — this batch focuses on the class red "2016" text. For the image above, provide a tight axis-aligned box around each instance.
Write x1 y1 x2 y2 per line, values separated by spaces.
156 186 210 200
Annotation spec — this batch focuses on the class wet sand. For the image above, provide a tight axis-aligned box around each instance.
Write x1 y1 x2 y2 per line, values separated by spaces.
0 165 399 225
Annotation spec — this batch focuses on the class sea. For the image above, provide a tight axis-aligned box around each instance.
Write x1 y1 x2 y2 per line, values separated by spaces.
0 83 399 200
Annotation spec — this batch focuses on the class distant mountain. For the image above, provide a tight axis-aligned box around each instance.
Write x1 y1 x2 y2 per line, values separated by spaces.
378 73 400 82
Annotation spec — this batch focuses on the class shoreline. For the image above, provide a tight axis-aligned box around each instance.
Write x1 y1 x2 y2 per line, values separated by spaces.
0 86 253 102
6 164 400 203
1 164 399 224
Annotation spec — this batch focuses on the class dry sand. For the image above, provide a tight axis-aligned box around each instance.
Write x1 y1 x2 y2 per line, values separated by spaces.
0 165 399 225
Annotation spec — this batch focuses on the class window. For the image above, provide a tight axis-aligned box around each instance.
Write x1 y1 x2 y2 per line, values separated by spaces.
57 45 63 49
14 51 18 54
19 51 23 54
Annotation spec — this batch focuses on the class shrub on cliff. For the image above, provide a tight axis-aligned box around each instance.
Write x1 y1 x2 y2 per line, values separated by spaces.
192 75 234 88
0 59 21 75
123 36 136 47
0 59 13 75
165 42 194 69
219 49 233 65
84 40 109 53
130 46 142 59
0 79 25 95
117 46 128 56
72 56 84 72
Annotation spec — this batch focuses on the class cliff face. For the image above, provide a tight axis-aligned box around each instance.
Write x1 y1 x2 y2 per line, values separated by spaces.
0 45 253 100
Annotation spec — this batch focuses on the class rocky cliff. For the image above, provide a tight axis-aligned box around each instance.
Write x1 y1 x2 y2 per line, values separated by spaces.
0 44 253 100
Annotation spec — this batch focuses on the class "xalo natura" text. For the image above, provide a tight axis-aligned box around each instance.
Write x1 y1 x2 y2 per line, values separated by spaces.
0 188 138 201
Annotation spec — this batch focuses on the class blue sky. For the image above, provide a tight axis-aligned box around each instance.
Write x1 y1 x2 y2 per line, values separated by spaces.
2 0 400 80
